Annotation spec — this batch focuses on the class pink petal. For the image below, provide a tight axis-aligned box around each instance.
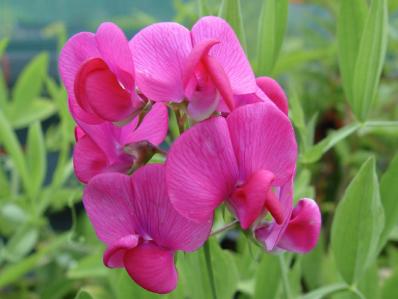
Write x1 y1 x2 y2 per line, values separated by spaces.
59 32 102 123
227 102 297 186
130 22 192 102
254 178 294 251
191 16 256 95
74 58 134 122
121 103 168 146
73 134 108 183
124 242 177 294
95 22 135 91
187 81 220 121
277 199 321 253
83 173 136 245
229 170 275 229
131 164 211 251
103 234 139 268
256 77 289 115
166 117 239 223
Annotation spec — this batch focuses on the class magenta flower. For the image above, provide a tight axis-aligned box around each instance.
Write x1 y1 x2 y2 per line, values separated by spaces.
83 164 211 293
166 102 321 251
74 103 168 183
59 22 142 124
130 16 259 121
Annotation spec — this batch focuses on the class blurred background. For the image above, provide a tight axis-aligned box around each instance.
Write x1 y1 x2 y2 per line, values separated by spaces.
0 0 398 298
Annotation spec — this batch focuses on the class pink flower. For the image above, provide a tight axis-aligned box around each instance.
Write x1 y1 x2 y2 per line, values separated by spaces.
83 164 211 294
130 16 259 121
166 101 321 251
59 22 142 124
74 103 168 183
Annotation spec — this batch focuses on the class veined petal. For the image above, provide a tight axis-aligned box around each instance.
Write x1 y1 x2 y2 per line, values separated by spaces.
256 77 289 115
191 16 256 95
131 164 211 251
59 32 102 123
96 22 135 91
74 58 134 122
227 102 297 185
73 134 108 183
103 234 139 268
121 103 168 146
124 242 177 294
166 117 239 223
277 199 321 253
130 22 191 102
83 173 135 245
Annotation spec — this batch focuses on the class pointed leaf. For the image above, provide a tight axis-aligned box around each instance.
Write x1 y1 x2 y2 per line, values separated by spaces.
256 0 288 75
254 253 281 299
299 283 347 299
331 157 384 284
351 0 388 120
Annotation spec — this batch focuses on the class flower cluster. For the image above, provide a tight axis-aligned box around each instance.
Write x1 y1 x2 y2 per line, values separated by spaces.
59 17 321 294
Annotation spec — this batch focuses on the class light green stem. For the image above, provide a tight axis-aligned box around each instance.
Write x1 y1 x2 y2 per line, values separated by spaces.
203 242 218 299
279 254 293 299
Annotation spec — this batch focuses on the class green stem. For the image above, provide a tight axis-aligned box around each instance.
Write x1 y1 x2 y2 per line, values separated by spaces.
203 242 218 299
364 120 398 127
211 220 238 236
279 254 293 299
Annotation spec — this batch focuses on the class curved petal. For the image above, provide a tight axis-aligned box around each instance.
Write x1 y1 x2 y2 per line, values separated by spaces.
73 135 109 183
96 22 135 91
256 77 288 115
103 234 139 268
75 58 134 122
254 178 294 251
277 199 321 253
187 81 219 121
166 116 239 223
59 32 102 123
131 164 211 251
191 16 256 95
121 103 168 146
124 242 177 294
130 22 191 102
227 102 297 185
83 173 136 245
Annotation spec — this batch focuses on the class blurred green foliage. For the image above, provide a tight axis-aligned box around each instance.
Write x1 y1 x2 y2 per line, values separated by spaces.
0 0 398 298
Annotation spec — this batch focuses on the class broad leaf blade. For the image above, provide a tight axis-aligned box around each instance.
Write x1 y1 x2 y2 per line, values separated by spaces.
254 253 281 299
331 157 384 284
218 0 247 51
337 0 367 101
256 0 288 75
378 154 398 250
351 0 388 120
26 122 46 199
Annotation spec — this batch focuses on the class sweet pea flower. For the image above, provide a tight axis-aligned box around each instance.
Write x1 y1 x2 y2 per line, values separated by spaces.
83 164 211 294
59 22 142 124
166 102 321 251
74 103 168 183
130 16 260 121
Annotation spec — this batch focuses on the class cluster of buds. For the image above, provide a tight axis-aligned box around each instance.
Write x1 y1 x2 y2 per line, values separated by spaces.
59 16 321 294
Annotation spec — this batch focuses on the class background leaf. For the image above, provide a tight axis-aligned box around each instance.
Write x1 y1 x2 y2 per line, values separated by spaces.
331 157 384 284
253 253 281 299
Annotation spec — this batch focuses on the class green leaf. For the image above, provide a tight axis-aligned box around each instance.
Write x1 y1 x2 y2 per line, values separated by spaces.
218 0 247 51
331 157 384 284
381 267 398 299
75 288 108 299
10 98 56 129
301 234 325 290
3 225 39 262
337 0 367 101
67 251 108 279
253 253 281 299
301 123 361 164
0 110 31 196
351 0 388 120
0 38 8 57
378 154 398 250
11 53 49 112
26 122 46 198
299 283 347 299
256 0 288 75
